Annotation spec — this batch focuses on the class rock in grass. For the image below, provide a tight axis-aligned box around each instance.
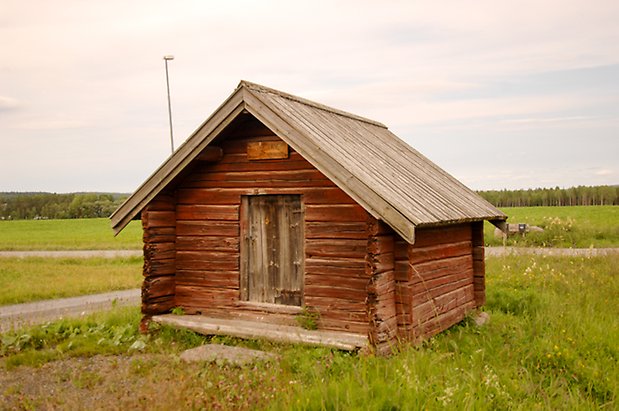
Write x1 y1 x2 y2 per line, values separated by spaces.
474 312 490 327
179 344 277 365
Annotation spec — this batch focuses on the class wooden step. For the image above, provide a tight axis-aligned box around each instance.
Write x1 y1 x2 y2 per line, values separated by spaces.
152 314 368 351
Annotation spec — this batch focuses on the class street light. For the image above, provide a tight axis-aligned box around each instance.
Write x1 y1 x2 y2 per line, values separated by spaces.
163 55 175 154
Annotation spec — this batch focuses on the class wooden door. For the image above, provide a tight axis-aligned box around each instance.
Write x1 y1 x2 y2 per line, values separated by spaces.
241 195 304 306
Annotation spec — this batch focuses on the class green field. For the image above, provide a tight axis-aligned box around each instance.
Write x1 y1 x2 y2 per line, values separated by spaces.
0 257 142 305
1 206 617 251
1 254 617 409
485 205 619 247
0 218 142 250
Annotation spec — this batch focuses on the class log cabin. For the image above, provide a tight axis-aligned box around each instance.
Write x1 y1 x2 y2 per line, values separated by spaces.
111 81 506 354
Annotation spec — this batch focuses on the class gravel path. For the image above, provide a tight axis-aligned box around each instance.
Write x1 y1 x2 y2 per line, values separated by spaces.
0 289 140 332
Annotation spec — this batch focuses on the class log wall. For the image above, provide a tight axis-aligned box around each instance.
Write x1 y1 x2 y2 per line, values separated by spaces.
141 190 176 329
366 218 398 355
395 223 477 341
172 118 371 334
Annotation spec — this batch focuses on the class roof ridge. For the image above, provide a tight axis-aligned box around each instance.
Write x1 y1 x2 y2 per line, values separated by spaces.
239 80 387 128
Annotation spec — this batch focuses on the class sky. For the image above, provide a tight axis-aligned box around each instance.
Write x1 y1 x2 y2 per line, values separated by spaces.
1 0 618 193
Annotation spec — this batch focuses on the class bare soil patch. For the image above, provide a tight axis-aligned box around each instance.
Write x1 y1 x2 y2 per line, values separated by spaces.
0 353 278 410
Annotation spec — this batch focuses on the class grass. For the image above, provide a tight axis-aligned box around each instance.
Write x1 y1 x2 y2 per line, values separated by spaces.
1 254 617 409
485 205 619 247
0 257 142 305
0 218 142 250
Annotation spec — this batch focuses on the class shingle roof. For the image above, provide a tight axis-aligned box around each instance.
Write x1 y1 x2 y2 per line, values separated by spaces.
111 80 506 243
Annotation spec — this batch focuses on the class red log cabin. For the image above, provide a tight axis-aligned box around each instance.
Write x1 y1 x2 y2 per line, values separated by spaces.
111 81 506 354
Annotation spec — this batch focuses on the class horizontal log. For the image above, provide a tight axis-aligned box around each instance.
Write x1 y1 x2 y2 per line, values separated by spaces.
176 270 239 289
143 227 175 243
143 275 175 299
188 180 335 189
305 221 368 239
410 255 473 282
216 151 304 165
176 236 240 252
144 242 175 260
176 205 239 221
177 189 242 205
202 158 314 173
304 296 366 312
414 300 476 340
411 271 473 297
412 284 474 320
413 224 472 247
143 211 176 228
367 252 395 275
305 204 368 222
144 258 175 277
304 285 367 301
305 239 367 258
413 277 474 305
176 220 239 237
187 169 326 183
142 298 175 316
409 241 472 265
176 251 240 271
305 257 367 277
305 273 368 290
368 235 394 255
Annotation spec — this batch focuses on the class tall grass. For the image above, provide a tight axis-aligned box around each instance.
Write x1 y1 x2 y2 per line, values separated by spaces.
276 255 619 409
485 205 619 247
2 255 616 409
0 257 142 305
0 218 142 250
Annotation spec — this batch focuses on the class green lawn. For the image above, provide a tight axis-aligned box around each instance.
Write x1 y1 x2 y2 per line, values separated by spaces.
1 254 617 409
0 218 142 251
485 205 619 247
0 257 142 305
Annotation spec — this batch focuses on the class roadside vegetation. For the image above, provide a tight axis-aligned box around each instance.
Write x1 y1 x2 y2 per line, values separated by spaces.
0 218 142 251
0 257 142 305
485 205 619 248
2 254 617 409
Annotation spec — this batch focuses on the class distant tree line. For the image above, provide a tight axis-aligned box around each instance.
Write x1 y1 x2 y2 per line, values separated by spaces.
0 192 129 220
477 185 619 208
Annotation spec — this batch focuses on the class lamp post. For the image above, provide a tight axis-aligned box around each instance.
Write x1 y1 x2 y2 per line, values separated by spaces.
163 55 175 154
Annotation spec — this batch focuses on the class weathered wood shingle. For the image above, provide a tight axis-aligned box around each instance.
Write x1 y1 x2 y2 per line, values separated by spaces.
111 80 505 242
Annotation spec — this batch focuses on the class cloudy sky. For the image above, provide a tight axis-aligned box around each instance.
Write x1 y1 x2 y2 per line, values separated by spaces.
1 0 618 193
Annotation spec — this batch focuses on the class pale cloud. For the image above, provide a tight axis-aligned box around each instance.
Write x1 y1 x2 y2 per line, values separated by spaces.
0 96 19 112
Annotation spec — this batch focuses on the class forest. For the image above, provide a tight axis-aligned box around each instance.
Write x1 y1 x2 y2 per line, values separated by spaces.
0 185 616 220
0 192 128 220
477 185 618 208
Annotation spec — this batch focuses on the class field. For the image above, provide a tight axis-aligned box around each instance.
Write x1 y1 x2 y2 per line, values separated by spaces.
0 257 142 306
0 218 142 250
485 205 619 247
1 206 616 251
1 254 617 409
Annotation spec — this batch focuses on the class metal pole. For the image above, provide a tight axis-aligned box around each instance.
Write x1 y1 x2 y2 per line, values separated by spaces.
163 55 174 153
